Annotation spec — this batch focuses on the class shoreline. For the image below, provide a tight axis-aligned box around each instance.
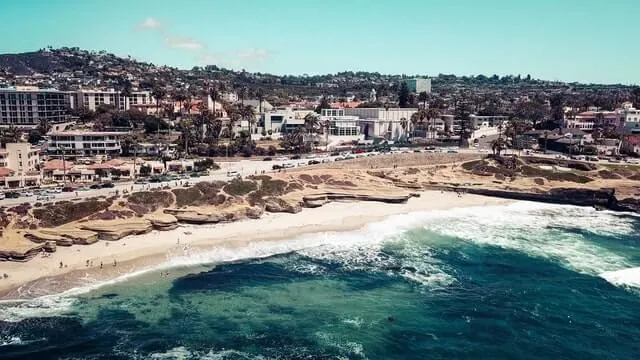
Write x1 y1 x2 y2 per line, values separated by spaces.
0 191 511 300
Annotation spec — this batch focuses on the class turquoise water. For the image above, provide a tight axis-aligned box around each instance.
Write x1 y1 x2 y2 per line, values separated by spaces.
1 202 640 359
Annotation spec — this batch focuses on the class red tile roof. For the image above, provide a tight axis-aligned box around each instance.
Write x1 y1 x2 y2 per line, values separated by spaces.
0 167 14 177
623 135 640 146
43 159 74 171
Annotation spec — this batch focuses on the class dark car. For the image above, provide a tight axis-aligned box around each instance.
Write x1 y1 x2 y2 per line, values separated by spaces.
101 182 115 188
5 191 20 198
89 183 101 189
290 155 301 160
308 160 320 165
330 151 340 156
263 157 272 161
190 172 201 178
62 186 76 192
272 164 283 170
149 176 162 183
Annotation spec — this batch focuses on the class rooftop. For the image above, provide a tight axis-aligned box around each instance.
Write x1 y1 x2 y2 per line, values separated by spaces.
49 131 128 136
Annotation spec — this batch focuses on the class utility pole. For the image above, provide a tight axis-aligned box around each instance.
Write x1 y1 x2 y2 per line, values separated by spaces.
61 148 67 186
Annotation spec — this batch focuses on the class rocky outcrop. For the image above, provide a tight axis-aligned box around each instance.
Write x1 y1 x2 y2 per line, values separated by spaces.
80 220 152 241
612 197 640 213
24 231 73 246
301 192 414 207
449 187 617 209
164 206 263 224
41 229 99 245
264 197 302 214
0 241 56 262
146 214 179 231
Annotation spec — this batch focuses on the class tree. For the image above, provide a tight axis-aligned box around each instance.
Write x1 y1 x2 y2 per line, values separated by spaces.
425 108 441 139
241 105 256 134
400 117 408 139
410 112 420 139
398 82 410 108
315 96 331 114
139 164 152 177
418 91 429 109
491 138 505 155
0 126 21 147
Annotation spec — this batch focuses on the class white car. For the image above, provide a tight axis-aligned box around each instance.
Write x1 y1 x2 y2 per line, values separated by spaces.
276 157 288 161
282 163 295 168
37 195 54 201
22 191 34 197
226 170 239 177
306 154 317 159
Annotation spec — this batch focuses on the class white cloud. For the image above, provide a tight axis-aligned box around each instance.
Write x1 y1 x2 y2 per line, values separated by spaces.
136 17 163 31
165 37 204 50
235 48 270 62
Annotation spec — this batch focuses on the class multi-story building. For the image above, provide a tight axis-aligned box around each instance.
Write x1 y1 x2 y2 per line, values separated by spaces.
404 78 432 94
72 89 153 111
469 115 509 129
0 142 41 187
344 107 418 140
320 109 362 138
0 86 71 129
46 131 127 158
262 108 314 135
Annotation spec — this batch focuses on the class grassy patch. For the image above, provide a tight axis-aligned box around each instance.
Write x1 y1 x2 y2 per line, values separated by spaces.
223 178 258 196
127 191 174 214
33 199 113 227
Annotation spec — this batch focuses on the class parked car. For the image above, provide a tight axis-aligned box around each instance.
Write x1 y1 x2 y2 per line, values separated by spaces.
134 178 148 184
263 157 272 161
37 195 54 201
334 157 344 161
89 183 101 189
330 151 340 156
272 164 283 170
290 155 301 160
62 186 76 192
101 182 115 188
5 191 20 199
189 172 201 178
227 170 239 177
308 160 321 165
22 191 34 197
283 163 295 168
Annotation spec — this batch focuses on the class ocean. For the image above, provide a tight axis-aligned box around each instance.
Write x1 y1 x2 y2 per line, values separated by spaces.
1 201 640 359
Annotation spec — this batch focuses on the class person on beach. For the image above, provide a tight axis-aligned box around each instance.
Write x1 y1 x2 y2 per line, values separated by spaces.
86 260 90 267
3 273 8 279
100 262 103 269
113 259 117 267
59 261 63 268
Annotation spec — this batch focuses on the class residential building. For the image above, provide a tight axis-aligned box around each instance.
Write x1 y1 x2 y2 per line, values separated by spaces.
0 142 41 188
262 108 314 135
73 89 153 111
0 86 71 129
566 111 624 131
320 108 362 138
221 92 238 103
469 115 509 129
621 135 640 155
404 78 432 93
344 107 418 140
46 131 127 158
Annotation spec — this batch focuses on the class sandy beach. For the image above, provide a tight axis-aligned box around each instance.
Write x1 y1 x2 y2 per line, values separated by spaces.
0 191 510 300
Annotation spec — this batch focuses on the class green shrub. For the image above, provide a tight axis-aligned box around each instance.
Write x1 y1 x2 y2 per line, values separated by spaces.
223 178 258 196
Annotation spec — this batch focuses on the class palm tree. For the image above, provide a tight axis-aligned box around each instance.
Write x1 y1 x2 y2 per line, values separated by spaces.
425 108 441 139
151 87 166 118
418 91 428 110
410 112 420 139
241 105 256 135
400 117 408 140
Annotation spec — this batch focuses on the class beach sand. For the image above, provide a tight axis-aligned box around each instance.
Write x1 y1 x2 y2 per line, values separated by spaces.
0 191 510 300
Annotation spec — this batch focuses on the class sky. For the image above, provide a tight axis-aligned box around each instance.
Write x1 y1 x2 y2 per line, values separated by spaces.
0 0 638 84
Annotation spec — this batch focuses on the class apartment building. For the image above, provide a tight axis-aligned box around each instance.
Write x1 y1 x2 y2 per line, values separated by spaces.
0 86 71 128
46 131 126 158
72 89 153 111
404 78 432 93
262 108 315 135
0 142 41 187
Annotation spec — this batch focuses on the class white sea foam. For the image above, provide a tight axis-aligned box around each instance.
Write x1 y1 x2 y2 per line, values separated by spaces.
1 201 637 321
416 202 636 277
600 267 640 289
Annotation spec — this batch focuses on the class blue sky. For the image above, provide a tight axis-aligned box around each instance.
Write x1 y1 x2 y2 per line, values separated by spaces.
0 0 638 84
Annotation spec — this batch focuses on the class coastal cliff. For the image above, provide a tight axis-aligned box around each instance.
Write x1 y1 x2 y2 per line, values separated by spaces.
2 154 640 263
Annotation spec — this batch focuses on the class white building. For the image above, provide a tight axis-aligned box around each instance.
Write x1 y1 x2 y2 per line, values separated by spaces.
0 86 71 128
73 89 154 111
344 107 418 140
320 109 362 140
0 142 41 187
405 78 431 93
46 131 128 158
468 115 509 129
262 108 314 135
